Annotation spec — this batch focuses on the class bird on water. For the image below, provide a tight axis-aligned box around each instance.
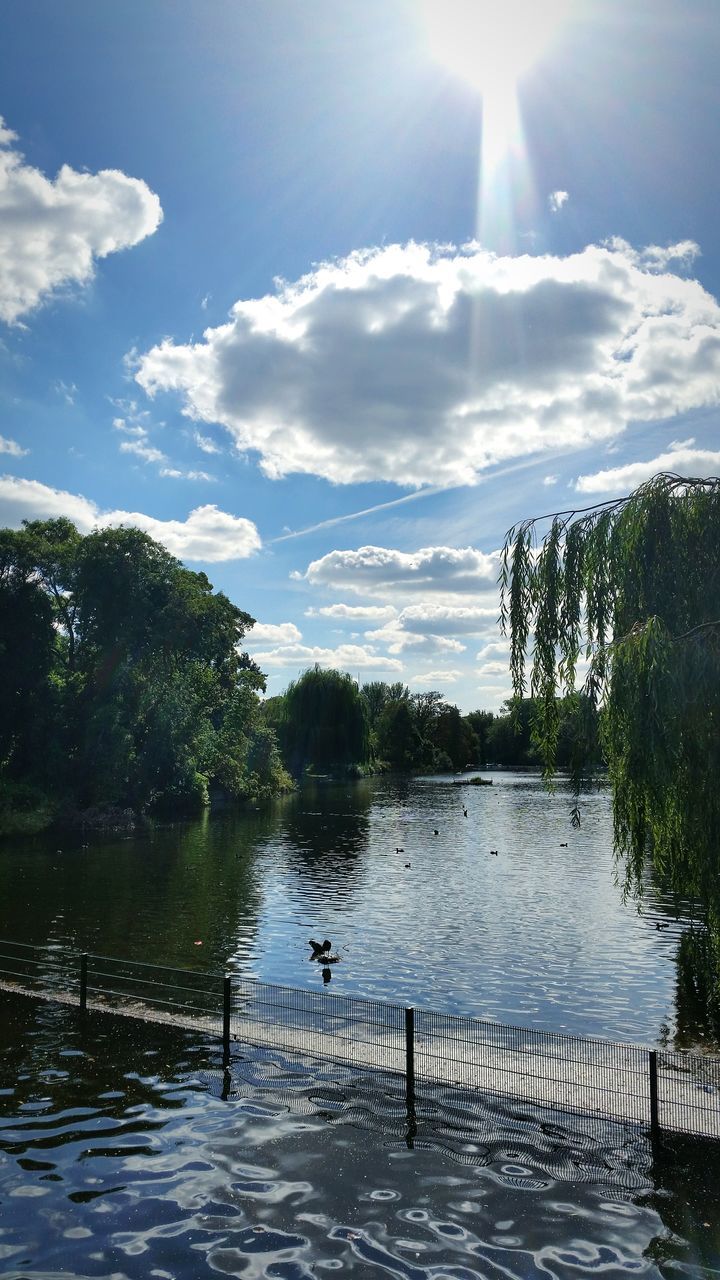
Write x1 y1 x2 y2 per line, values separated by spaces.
309 938 340 962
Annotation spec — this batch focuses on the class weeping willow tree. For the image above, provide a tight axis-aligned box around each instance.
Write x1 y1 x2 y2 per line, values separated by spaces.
501 473 720 918
280 665 370 777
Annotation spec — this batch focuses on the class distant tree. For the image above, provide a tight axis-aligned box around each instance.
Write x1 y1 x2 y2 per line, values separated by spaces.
376 697 425 769
281 666 370 776
410 690 447 743
360 680 410 732
501 472 720 913
465 710 494 764
432 706 478 771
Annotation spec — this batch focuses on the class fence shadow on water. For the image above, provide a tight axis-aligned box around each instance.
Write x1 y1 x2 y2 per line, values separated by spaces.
1 938 718 1145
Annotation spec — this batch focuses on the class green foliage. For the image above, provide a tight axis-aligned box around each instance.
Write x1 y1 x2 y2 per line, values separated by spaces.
0 519 288 819
280 666 370 776
376 698 425 769
501 473 720 915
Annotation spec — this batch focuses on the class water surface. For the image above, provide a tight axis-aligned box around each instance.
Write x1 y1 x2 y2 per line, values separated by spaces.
0 773 701 1045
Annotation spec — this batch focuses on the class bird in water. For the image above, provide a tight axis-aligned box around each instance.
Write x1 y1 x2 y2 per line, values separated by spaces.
395 847 404 853
463 808 468 818
655 921 670 930
309 938 340 962
489 849 498 856
404 862 411 868
560 842 568 848
433 829 439 836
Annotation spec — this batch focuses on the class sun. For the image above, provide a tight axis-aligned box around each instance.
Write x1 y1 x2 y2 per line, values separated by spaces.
420 0 571 96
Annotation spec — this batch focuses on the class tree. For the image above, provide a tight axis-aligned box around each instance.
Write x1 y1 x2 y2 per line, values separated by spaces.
280 666 370 776
376 697 424 769
0 518 286 821
432 706 478 771
501 473 720 916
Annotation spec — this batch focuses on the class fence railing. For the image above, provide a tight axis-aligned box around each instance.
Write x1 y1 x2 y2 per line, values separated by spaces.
1 938 718 1142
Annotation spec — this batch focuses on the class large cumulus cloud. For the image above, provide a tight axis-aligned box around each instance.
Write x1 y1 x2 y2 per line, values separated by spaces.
0 117 162 324
135 239 720 487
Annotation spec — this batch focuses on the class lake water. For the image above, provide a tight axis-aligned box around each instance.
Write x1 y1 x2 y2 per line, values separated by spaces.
2 773 720 1278
0 771 703 1047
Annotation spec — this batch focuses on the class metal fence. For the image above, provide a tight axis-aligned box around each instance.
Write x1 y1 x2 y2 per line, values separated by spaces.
1 937 718 1142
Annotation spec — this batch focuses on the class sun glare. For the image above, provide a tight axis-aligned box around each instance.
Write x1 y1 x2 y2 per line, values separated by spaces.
421 0 571 255
421 0 570 96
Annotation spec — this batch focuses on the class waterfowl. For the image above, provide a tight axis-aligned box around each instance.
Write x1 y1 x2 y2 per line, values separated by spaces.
433 829 439 836
463 808 468 818
309 938 340 962
395 847 404 853
489 849 498 856
560 842 568 848
404 862 411 868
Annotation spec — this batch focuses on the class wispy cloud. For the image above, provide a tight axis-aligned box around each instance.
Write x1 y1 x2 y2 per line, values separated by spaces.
0 434 28 457
575 438 720 494
548 190 569 212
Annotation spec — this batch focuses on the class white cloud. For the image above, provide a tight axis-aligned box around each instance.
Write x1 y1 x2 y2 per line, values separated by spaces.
391 603 498 636
251 642 403 672
0 474 260 562
366 619 467 655
120 438 167 464
548 190 569 212
134 239 720 487
0 117 162 325
306 603 397 621
159 466 214 482
248 621 303 645
476 659 510 676
53 380 77 405
543 474 558 486
475 640 511 662
298 544 499 598
408 669 462 685
193 430 221 454
575 438 720 494
0 434 27 457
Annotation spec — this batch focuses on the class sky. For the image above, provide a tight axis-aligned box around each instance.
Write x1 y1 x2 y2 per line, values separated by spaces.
1 0 719 712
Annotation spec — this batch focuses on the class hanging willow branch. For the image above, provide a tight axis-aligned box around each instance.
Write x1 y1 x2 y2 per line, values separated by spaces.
500 472 720 914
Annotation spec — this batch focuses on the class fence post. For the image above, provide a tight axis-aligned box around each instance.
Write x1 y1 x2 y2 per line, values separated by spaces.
405 1007 416 1146
79 954 88 1013
223 975 232 1067
649 1049 660 1141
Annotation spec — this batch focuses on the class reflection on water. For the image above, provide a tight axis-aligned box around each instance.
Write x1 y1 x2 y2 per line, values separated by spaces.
1 994 719 1278
0 772 713 1046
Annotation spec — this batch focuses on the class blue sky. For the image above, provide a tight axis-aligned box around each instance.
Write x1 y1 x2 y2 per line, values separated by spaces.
1 0 719 711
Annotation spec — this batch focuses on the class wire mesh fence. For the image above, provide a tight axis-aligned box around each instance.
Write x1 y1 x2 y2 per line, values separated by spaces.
1 938 718 1141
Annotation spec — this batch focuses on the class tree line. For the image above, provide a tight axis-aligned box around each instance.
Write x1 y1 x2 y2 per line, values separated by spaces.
1 516 598 832
263 665 600 777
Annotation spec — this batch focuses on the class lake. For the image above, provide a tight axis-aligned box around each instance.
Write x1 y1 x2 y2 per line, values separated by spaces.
0 771 704 1047
2 772 720 1278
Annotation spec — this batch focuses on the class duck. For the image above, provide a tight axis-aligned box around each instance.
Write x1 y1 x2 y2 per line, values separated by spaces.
433 829 439 836
309 938 340 962
463 808 468 818
560 842 568 848
395 847 404 853
489 849 499 856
